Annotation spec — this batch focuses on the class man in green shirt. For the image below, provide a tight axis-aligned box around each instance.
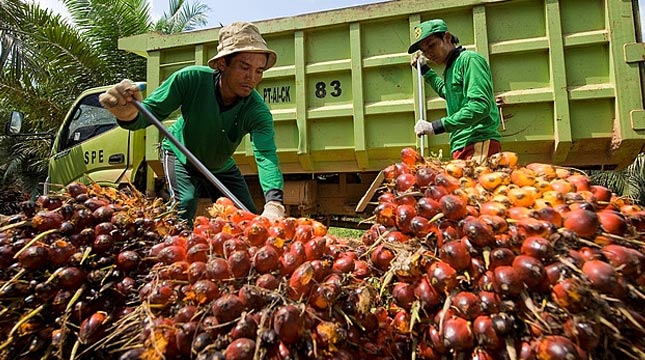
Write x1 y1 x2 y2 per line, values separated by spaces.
410 19 502 162
99 22 285 223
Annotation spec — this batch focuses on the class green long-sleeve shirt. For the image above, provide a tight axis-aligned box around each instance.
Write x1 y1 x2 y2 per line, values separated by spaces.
424 48 501 153
119 65 283 195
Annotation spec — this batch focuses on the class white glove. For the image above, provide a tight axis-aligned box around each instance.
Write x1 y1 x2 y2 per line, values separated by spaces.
415 120 435 137
98 79 142 121
261 201 286 221
410 52 429 69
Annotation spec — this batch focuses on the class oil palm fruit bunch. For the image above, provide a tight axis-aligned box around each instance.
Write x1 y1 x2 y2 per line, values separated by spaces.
121 197 405 360
365 147 645 359
0 182 185 359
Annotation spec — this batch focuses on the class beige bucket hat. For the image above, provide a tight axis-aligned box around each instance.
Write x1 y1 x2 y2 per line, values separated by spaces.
208 22 277 70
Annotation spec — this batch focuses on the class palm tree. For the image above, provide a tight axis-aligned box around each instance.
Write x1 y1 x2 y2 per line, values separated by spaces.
590 152 645 206
0 0 210 195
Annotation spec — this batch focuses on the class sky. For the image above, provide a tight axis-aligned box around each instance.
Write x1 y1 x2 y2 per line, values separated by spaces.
33 0 645 36
35 0 387 27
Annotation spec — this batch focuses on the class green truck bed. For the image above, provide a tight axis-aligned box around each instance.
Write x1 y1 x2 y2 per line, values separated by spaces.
119 0 645 176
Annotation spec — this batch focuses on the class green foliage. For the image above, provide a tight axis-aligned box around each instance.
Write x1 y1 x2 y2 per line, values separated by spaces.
0 0 209 194
590 152 645 205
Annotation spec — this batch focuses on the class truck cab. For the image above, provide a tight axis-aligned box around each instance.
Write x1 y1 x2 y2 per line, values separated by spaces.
45 86 146 193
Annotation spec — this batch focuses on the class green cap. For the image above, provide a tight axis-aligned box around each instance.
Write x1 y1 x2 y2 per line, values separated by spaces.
408 19 449 54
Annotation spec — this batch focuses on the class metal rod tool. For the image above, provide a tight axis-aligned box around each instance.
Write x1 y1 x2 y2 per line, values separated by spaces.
416 57 426 157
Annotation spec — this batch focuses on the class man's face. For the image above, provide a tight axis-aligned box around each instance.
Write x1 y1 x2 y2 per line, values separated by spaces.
217 52 268 98
418 33 454 65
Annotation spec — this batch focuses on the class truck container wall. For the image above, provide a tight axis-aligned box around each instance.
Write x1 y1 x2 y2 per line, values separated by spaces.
119 0 645 177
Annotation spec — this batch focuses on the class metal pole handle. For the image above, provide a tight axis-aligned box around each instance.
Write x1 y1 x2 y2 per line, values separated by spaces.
416 57 426 158
131 100 251 212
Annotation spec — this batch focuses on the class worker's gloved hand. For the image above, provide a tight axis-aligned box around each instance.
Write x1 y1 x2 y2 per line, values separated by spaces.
98 79 142 122
414 120 435 137
410 52 429 69
261 201 286 221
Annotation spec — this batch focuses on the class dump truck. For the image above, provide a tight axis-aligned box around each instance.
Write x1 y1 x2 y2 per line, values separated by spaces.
19 0 645 225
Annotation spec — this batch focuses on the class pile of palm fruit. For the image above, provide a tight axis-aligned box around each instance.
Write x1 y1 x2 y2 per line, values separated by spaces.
0 148 644 359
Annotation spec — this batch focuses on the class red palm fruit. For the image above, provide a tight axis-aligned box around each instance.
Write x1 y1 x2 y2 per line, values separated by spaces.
410 216 433 238
273 305 305 344
56 266 85 291
516 217 557 238
395 204 417 233
416 197 441 219
187 261 207 283
228 250 251 278
507 206 532 220
551 278 588 313
478 214 508 234
392 282 415 310
279 252 301 276
434 173 460 193
521 236 553 261
193 280 219 304
601 244 644 276
49 240 77 267
563 209 600 238
493 266 523 298
590 185 612 203
427 325 448 354
582 259 618 294
186 243 209 263
353 260 370 279
79 312 107 345
400 147 422 166
157 245 186 265
304 236 326 260
567 174 590 192
489 247 515 269
231 315 258 341
462 218 495 248
288 261 315 300
395 173 416 192
480 201 508 217
536 336 583 360
512 255 547 289
294 224 314 243
563 318 600 350
209 232 231 257
439 239 471 271
244 222 269 246
414 275 441 309
375 202 397 227
416 167 436 188
534 206 563 227
578 246 601 261
206 257 231 280
478 291 501 315
596 210 627 235
332 254 355 274
473 315 502 350
478 270 495 291
212 293 244 324
225 338 255 360
425 185 449 200
371 244 394 271
310 282 341 311
167 261 190 281
378 192 396 204
385 230 410 243
253 245 280 274
489 151 519 169
544 261 567 285
256 273 279 290
442 317 474 351
427 261 457 292
470 257 487 281
391 310 411 334
452 291 481 320
440 194 468 221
